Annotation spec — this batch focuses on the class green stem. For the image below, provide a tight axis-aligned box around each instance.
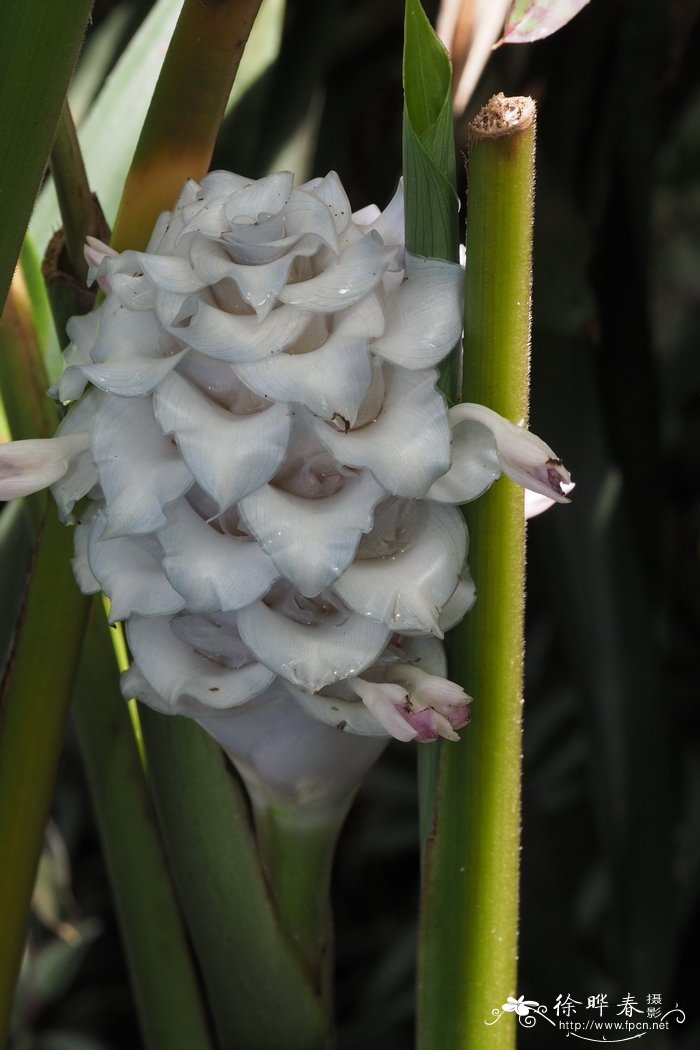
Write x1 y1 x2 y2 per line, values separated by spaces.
416 94 536 1050
0 510 90 1039
44 102 110 343
49 102 99 284
73 602 213 1050
139 709 330 1050
252 797 348 1027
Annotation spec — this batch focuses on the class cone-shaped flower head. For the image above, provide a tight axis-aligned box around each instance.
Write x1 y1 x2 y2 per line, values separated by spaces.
0 169 571 770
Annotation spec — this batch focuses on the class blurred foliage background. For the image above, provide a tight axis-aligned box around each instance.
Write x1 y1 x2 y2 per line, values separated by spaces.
9 0 700 1047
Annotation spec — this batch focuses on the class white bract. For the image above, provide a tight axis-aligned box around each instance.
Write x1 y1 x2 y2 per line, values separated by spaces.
0 169 571 792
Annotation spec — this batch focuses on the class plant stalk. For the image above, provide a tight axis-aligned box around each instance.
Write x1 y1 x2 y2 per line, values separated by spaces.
139 709 330 1050
251 797 348 1026
49 102 104 285
417 94 536 1049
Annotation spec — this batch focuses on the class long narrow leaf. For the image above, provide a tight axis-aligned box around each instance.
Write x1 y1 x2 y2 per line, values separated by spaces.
0 510 90 1039
0 0 93 312
402 0 459 264
29 0 183 259
112 0 265 250
73 603 213 1050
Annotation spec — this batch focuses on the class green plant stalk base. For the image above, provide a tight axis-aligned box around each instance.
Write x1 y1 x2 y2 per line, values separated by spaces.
417 94 536 1050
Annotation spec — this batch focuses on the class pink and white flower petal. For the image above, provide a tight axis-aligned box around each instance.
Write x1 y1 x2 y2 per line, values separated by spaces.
283 681 397 739
97 250 208 295
332 293 386 339
222 171 294 223
372 254 463 369
169 612 251 667
438 570 477 632
152 372 291 510
237 600 391 693
147 178 202 252
91 395 193 537
345 679 417 741
278 231 396 313
429 403 572 504
49 390 102 520
84 236 118 275
0 433 88 501
170 297 312 363
300 171 354 235
84 507 185 621
273 188 340 250
52 310 101 400
525 481 576 519
80 348 188 398
313 366 451 497
188 237 297 320
124 614 275 714
89 297 165 362
358 179 405 249
121 664 172 715
158 498 279 612
235 329 374 425
238 469 385 597
333 501 467 636
198 169 252 199
71 519 101 595
384 663 472 732
197 682 387 809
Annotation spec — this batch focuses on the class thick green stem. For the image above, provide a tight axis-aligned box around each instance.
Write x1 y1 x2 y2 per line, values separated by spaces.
44 101 110 341
73 603 213 1050
49 103 99 285
139 710 330 1050
252 798 348 1026
417 94 536 1050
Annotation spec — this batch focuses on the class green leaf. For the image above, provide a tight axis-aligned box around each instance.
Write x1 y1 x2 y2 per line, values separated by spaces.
0 510 90 1041
68 3 137 125
73 603 213 1050
503 0 591 43
224 0 286 118
402 0 458 263
0 501 35 681
111 0 265 251
0 0 93 313
29 0 183 259
19 239 55 375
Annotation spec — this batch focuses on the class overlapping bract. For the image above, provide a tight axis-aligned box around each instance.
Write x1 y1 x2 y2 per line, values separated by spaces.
0 169 571 759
